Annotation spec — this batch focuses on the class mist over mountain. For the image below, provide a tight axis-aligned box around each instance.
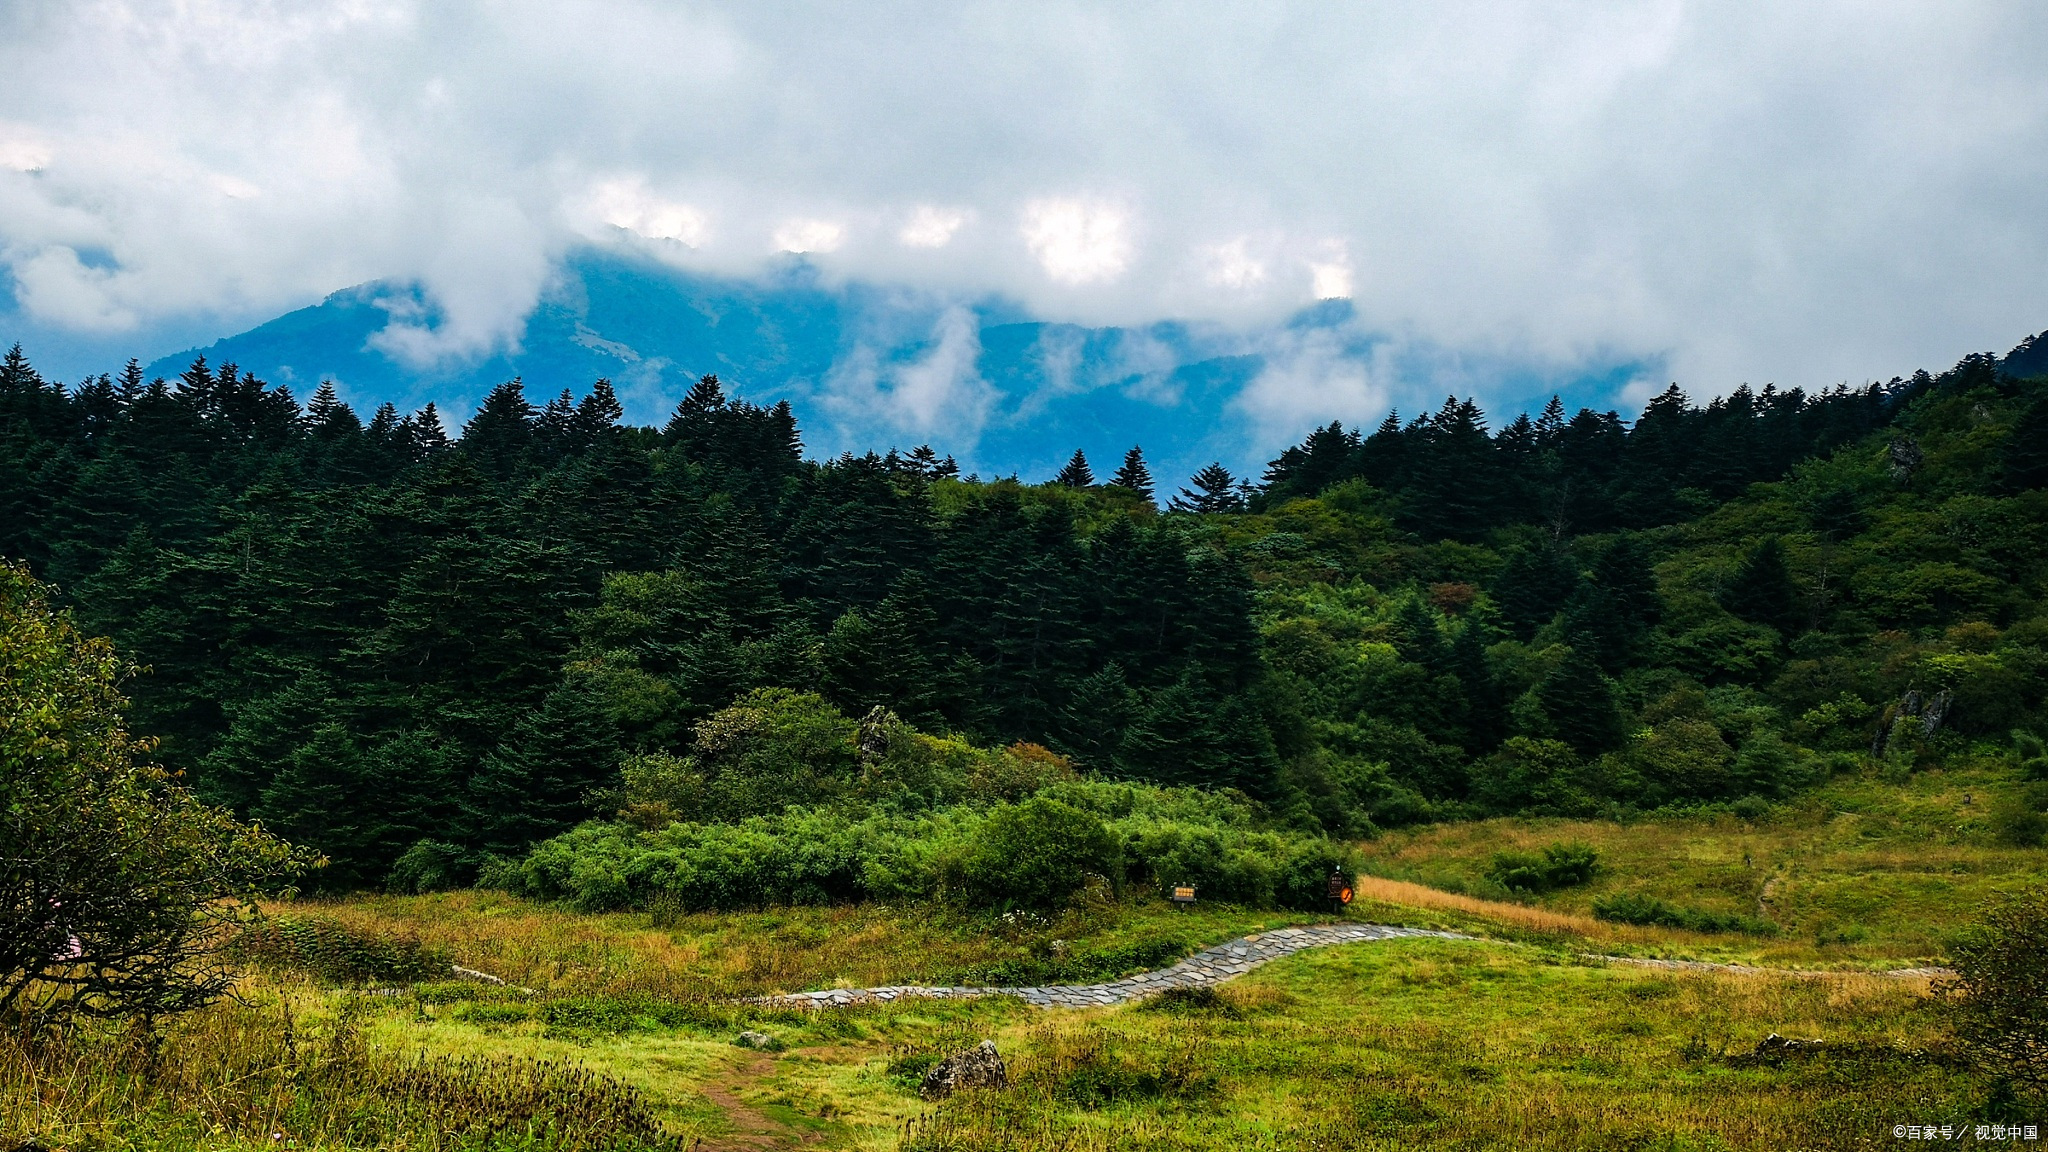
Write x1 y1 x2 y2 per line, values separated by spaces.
126 248 1651 487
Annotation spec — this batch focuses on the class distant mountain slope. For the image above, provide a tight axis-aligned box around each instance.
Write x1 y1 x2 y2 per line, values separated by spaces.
140 250 1275 484
136 249 1645 488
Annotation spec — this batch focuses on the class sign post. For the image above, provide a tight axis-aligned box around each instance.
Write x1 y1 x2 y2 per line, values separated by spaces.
1327 867 1354 913
1170 884 1197 906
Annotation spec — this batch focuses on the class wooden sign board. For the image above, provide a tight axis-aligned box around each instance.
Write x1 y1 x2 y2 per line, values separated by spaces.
1171 886 1197 903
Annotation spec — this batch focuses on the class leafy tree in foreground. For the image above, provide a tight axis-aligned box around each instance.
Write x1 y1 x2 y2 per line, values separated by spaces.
0 561 307 1029
1940 887 2048 1100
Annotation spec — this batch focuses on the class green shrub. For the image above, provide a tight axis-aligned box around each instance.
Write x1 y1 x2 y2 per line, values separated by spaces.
386 839 473 894
1591 893 1774 935
966 935 1191 986
1991 784 2048 848
504 778 1355 915
2016 730 2048 781
1485 842 1600 894
963 796 1119 909
1940 887 2048 1099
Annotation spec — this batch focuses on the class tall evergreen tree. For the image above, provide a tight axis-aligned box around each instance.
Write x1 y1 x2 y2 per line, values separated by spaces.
1055 449 1095 487
2002 395 2048 492
1590 533 1662 646
1720 536 1801 637
462 380 535 480
1450 621 1505 752
1170 462 1242 513
463 675 621 856
665 373 726 455
1537 646 1625 756
1492 544 1580 640
1108 446 1154 501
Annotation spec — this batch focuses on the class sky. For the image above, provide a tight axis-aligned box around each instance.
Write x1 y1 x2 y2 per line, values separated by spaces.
2 1 2045 459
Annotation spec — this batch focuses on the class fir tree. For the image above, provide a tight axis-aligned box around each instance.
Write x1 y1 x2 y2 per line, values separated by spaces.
1535 395 1567 444
397 403 451 461
304 381 361 439
1590 533 1662 643
1055 449 1095 487
533 388 577 460
1394 597 1450 673
1720 536 1801 636
462 379 535 480
665 373 726 454
1492 544 1580 640
574 379 624 444
1108 446 1153 501
463 675 621 856
1170 462 1242 513
1537 645 1625 756
2003 396 2048 492
1450 621 1505 752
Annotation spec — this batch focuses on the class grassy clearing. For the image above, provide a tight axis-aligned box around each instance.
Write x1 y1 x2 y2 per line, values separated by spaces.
1355 762 2048 966
9 936 1990 1151
278 892 1345 998
899 939 1985 1151
10 771 2045 1149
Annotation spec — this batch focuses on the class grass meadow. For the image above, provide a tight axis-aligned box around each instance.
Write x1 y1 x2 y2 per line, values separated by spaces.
7 761 2045 1150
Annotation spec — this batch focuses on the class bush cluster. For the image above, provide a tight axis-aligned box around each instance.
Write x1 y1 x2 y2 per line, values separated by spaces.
1590 892 1775 935
497 776 1350 915
1484 842 1600 894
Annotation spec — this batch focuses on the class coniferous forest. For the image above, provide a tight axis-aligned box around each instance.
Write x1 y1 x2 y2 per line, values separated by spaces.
4 337 2047 896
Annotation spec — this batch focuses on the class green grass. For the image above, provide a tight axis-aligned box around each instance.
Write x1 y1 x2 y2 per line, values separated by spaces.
276 890 1347 998
9 768 2045 1149
1354 761 2048 966
11 936 1984 1150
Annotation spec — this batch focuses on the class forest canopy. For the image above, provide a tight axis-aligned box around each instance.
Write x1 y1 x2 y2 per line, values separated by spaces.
2 337 2046 892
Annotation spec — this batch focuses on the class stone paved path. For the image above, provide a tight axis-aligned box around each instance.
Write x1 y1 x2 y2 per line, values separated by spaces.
754 922 1471 1010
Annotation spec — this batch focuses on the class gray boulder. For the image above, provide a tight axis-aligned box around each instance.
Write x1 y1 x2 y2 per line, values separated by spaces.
918 1039 1007 1100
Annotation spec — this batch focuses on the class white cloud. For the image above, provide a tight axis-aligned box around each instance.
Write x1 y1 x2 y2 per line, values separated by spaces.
586 178 707 246
773 217 845 253
1020 198 1132 285
0 1 2044 397
0 123 52 172
899 204 967 248
1309 246 1353 300
819 305 996 443
1231 324 1392 446
1203 238 1267 290
12 246 135 331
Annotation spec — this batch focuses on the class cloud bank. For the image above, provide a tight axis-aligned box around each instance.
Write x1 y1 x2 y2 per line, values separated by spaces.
2 1 2046 423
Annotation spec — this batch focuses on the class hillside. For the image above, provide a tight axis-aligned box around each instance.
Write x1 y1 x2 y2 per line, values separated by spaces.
7 332 2048 1151
1 330 2046 897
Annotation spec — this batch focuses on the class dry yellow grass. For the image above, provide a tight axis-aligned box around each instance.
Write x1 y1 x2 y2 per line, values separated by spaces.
1350 874 1709 948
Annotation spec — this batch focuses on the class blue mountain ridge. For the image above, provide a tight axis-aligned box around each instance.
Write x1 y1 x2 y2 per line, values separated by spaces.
133 248 1648 488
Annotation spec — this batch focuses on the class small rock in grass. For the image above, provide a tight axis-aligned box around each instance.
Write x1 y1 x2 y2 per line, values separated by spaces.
734 1030 784 1051
918 1040 1007 1100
